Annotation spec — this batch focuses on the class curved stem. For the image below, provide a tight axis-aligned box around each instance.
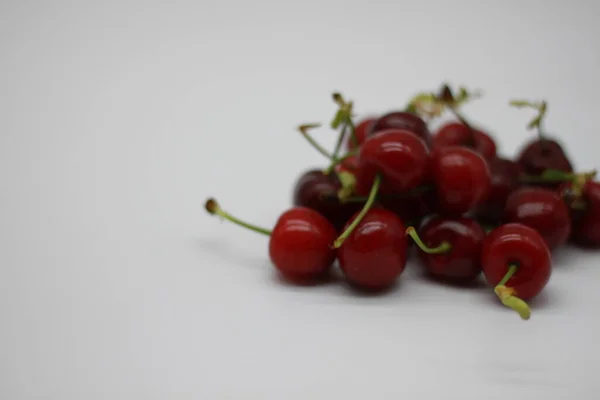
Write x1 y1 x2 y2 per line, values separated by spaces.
405 226 451 254
348 119 358 147
298 124 333 160
448 106 476 145
205 198 271 236
494 264 531 320
331 124 348 161
323 150 359 175
333 174 381 248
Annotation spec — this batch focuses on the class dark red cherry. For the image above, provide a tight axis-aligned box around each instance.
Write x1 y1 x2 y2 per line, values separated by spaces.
368 111 431 147
562 181 600 247
431 146 491 216
517 139 573 187
379 186 437 226
338 208 407 290
432 122 497 161
346 117 376 150
482 223 551 319
355 129 429 196
292 169 361 232
205 199 337 282
407 217 485 283
475 157 523 224
503 187 571 250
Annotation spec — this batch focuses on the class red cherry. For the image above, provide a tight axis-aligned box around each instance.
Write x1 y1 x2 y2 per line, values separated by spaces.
355 129 429 196
335 154 359 174
346 117 376 150
379 186 437 226
292 169 362 232
517 139 573 187
562 180 600 247
475 157 523 224
431 146 491 216
338 208 407 290
368 111 431 147
503 187 571 250
482 223 552 320
432 122 497 161
205 199 337 282
406 217 485 283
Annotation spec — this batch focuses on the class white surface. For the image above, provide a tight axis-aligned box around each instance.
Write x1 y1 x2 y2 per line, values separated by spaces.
1 0 600 398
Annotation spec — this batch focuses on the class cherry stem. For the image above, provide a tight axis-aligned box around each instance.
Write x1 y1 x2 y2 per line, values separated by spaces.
323 150 359 175
405 226 452 254
333 173 381 248
520 169 596 183
338 184 434 202
509 99 548 144
331 124 348 162
204 198 272 236
494 264 531 320
298 124 334 160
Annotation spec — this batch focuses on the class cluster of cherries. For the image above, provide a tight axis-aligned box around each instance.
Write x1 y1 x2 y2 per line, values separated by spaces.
206 84 599 320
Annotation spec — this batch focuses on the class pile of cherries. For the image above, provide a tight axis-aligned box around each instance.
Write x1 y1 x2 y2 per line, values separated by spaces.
206 84 599 321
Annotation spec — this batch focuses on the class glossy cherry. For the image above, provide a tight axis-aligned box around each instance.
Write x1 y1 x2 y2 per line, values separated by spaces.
368 111 431 147
503 187 571 250
338 208 408 290
355 129 430 196
432 121 497 162
292 169 362 232
561 180 600 247
475 157 523 224
407 217 485 283
430 146 491 216
205 199 337 281
346 117 376 150
482 223 552 320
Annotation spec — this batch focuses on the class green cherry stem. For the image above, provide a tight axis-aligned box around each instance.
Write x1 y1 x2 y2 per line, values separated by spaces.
333 174 382 248
493 264 531 320
297 124 334 160
205 198 272 236
405 226 452 254
509 99 548 146
331 124 348 162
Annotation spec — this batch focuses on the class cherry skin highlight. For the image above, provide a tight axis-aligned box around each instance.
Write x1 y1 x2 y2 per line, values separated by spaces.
503 187 571 250
432 122 497 162
355 129 430 196
412 217 485 283
482 223 552 301
292 169 361 231
346 117 376 150
475 157 523 225
430 146 491 216
368 111 431 147
338 208 408 290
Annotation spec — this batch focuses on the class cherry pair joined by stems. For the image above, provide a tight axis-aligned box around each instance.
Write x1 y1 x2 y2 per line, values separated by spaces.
205 199 337 282
511 100 573 186
406 217 485 283
482 223 552 320
430 146 491 216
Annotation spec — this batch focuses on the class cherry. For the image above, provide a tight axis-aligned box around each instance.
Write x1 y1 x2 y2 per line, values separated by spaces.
292 169 362 232
561 180 600 247
430 146 491 216
503 187 571 250
368 111 431 147
511 99 573 186
338 208 408 290
432 122 497 162
482 223 552 320
346 117 376 150
475 157 523 224
379 185 437 226
205 199 337 281
406 217 485 283
354 129 430 197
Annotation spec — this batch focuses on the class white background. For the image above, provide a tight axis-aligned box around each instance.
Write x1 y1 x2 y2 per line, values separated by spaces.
1 0 599 398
